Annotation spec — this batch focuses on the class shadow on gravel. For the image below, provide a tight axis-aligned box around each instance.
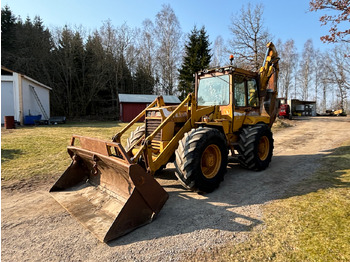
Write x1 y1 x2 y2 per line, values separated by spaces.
286 145 350 193
107 145 349 247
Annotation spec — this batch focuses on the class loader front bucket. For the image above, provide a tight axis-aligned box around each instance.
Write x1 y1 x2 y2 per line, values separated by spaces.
49 135 168 242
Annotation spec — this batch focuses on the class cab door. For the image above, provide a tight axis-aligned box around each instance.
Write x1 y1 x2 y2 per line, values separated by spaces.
232 74 260 132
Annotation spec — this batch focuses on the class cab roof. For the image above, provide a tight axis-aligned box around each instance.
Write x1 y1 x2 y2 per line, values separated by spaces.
197 65 258 77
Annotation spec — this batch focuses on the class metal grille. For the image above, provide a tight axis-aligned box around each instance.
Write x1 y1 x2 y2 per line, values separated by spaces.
145 118 162 141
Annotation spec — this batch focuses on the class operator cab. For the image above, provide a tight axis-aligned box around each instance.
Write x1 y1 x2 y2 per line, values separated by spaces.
196 67 260 111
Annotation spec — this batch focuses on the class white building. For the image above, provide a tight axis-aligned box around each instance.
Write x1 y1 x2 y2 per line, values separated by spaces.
1 66 51 125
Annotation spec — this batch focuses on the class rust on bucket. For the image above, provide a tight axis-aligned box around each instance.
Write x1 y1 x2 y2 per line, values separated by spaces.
50 135 168 242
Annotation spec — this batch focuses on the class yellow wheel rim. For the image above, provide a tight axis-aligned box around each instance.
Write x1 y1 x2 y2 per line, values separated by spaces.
258 136 270 161
201 144 221 179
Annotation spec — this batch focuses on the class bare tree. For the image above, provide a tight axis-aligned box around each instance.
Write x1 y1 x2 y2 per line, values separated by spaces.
99 19 117 54
134 19 158 94
211 35 226 67
342 43 350 69
154 4 182 95
139 19 157 75
298 39 315 100
313 49 326 109
324 44 350 111
100 20 138 79
321 74 328 113
278 39 298 99
228 3 272 71
115 22 138 74
99 21 136 110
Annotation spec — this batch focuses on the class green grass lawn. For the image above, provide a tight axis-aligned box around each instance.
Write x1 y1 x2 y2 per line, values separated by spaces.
1 121 142 181
1 118 289 181
209 141 350 262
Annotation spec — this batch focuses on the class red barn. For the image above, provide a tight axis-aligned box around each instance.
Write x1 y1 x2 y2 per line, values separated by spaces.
118 94 181 122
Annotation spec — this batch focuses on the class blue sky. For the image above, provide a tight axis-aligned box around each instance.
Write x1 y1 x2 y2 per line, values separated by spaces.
1 0 332 53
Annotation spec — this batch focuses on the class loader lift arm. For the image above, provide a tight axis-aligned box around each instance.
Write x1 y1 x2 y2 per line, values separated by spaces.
113 93 216 173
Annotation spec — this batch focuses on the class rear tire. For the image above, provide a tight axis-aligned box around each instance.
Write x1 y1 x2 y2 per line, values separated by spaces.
125 125 145 152
237 124 273 170
174 127 228 193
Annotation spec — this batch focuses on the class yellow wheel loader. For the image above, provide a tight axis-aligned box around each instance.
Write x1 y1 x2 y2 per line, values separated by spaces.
50 42 279 242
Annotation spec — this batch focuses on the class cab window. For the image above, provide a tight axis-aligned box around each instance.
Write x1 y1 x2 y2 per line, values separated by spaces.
248 79 258 107
234 75 246 106
197 75 230 106
234 75 259 107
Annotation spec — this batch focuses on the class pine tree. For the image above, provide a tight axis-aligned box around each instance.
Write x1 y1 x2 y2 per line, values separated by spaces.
178 26 211 100
1 5 17 67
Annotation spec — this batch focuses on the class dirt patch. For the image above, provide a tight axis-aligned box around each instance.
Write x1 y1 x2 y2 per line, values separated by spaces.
1 174 57 193
273 118 295 129
2 117 350 261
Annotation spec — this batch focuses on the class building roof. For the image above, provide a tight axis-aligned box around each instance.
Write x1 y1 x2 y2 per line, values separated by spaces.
290 99 316 104
1 66 52 91
1 66 14 75
118 94 181 104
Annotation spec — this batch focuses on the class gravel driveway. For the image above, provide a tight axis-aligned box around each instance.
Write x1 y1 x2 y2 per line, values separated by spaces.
2 116 349 261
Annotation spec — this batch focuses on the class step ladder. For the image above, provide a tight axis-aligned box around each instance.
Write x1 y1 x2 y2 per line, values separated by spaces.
30 85 49 120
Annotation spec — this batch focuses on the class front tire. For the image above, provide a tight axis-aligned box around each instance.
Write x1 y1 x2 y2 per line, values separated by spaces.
174 127 228 193
125 125 166 174
237 124 273 170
